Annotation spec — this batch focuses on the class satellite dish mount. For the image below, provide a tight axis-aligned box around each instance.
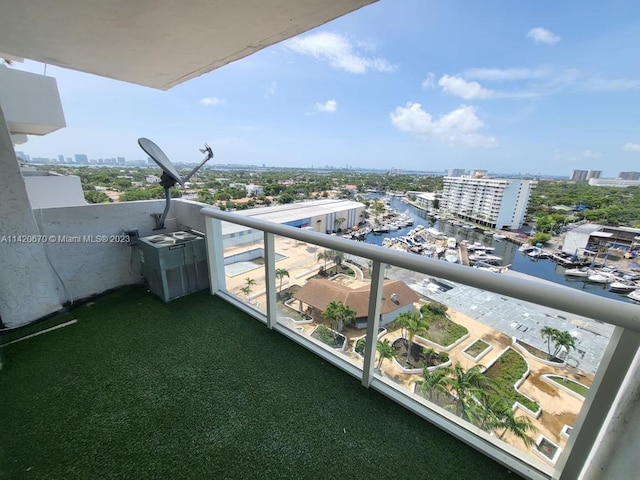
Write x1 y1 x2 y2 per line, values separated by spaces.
138 138 214 230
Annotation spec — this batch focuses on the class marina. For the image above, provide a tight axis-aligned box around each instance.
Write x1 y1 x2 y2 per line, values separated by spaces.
362 194 640 304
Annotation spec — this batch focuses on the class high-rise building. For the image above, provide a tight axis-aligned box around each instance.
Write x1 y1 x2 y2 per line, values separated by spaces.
117 156 126 166
619 171 640 180
570 170 589 181
441 176 536 230
58 154 64 163
74 153 88 164
447 168 465 177
571 169 601 181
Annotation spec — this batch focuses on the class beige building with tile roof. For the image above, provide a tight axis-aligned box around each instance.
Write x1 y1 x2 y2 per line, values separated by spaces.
293 278 419 328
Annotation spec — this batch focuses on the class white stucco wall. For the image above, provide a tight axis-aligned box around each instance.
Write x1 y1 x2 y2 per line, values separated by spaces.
24 175 86 208
0 106 63 327
35 200 207 306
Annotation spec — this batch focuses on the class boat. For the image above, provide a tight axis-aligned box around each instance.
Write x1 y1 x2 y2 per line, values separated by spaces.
518 244 537 253
493 234 506 241
444 248 459 263
564 267 592 278
446 237 457 249
462 224 477 230
484 231 494 237
587 272 616 284
627 290 640 302
609 280 639 293
527 248 549 259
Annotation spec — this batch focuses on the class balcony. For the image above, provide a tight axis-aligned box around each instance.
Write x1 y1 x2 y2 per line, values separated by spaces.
2 284 519 479
2 201 640 480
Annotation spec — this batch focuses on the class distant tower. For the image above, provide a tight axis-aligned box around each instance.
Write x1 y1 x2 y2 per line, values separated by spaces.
447 168 465 177
570 170 589 181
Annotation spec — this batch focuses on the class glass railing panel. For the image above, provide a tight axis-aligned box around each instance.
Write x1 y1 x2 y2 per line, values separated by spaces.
220 221 266 314
371 263 607 472
272 235 368 370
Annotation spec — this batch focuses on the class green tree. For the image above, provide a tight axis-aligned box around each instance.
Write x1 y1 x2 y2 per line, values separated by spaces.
492 402 537 447
553 330 576 359
322 300 356 332
530 232 551 245
334 216 346 233
441 363 495 424
421 367 452 405
540 326 560 358
84 190 110 203
376 339 396 370
243 277 256 299
400 311 429 362
275 268 289 296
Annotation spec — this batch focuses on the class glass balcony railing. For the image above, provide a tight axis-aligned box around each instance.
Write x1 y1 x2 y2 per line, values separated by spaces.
201 206 640 480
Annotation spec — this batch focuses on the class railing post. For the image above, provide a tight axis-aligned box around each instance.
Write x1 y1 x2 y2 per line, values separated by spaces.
555 326 640 480
362 260 385 388
264 231 277 329
204 216 226 295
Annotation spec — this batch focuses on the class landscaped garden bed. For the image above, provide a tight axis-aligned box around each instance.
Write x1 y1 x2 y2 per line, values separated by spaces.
513 339 564 365
415 303 469 350
544 375 589 399
392 338 450 374
462 339 491 362
311 325 347 351
484 348 541 416
535 435 561 464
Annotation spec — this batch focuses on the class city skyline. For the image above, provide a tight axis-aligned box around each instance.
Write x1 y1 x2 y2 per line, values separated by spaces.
10 0 640 176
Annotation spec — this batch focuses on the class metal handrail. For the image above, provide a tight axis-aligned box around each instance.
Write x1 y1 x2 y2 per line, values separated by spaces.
200 206 640 332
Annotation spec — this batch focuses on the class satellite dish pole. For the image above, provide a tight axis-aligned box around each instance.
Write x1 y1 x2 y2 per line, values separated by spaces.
138 138 214 230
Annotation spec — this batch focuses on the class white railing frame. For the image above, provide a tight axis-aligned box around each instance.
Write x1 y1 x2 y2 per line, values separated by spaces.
201 206 640 480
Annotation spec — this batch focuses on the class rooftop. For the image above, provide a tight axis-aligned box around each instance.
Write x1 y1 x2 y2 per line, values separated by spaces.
0 285 517 479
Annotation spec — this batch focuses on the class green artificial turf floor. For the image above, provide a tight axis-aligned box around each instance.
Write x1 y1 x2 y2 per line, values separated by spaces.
1 286 521 479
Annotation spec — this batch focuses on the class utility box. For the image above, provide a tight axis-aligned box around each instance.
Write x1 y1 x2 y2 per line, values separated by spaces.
137 231 209 302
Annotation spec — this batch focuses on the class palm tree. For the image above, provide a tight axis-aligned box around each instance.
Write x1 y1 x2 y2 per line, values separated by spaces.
540 326 560 359
405 313 429 362
488 400 537 447
275 268 289 297
244 277 256 299
334 216 346 233
376 339 396 370
553 330 576 359
316 250 329 271
322 300 356 332
421 367 450 405
329 249 345 275
442 363 494 424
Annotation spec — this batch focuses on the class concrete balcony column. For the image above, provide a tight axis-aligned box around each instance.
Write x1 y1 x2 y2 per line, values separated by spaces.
0 105 62 327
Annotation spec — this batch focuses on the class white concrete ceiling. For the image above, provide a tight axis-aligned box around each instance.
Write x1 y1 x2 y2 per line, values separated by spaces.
0 0 376 90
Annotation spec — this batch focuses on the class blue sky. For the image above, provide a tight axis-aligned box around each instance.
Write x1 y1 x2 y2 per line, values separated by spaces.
14 0 640 176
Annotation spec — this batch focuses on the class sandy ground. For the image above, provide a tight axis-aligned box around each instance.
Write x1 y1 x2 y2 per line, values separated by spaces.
222 236 591 466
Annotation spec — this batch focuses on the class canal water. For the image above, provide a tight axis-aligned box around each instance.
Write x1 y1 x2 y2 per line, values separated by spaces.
364 195 635 304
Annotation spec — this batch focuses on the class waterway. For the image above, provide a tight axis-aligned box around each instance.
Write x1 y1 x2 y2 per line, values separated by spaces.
364 195 636 304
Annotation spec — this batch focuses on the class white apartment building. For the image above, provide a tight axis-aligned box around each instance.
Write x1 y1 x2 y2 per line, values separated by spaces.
441 176 536 229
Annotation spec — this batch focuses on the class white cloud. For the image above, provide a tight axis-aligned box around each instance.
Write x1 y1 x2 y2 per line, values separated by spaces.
315 100 337 113
624 142 640 152
438 75 494 99
285 32 396 74
265 81 277 98
464 67 551 81
390 102 498 148
421 72 436 88
199 96 225 106
527 27 561 45
583 150 602 159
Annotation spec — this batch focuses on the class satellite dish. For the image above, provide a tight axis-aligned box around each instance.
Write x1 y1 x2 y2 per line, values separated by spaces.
138 138 184 186
137 138 214 230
